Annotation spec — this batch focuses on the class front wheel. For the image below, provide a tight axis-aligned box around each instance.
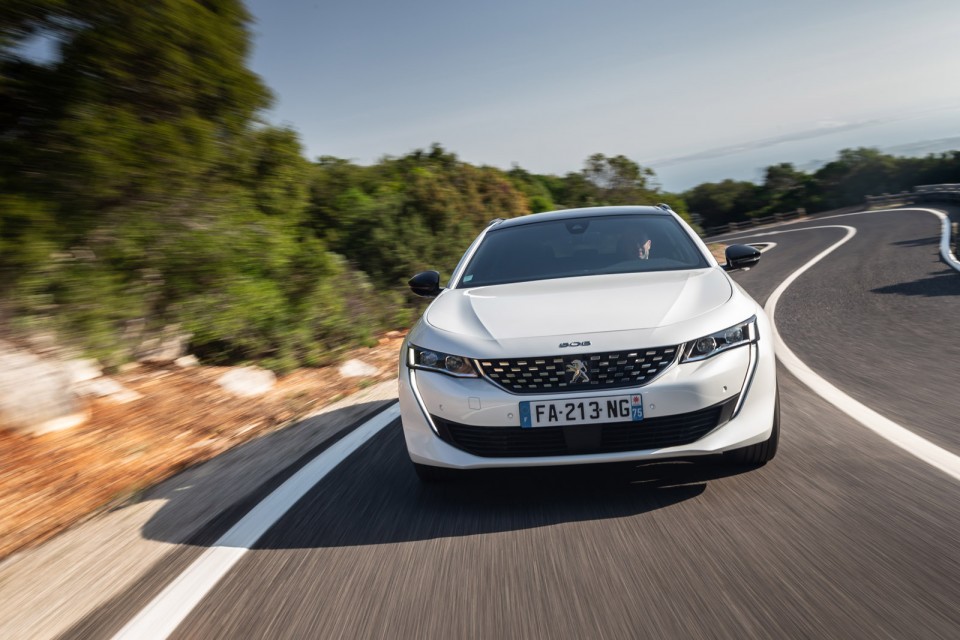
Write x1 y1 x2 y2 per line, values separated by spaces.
726 386 780 465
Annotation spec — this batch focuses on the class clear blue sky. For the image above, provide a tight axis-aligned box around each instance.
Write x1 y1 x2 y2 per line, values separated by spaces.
246 0 960 190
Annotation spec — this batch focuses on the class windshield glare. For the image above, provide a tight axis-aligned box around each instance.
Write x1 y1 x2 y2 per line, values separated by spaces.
458 215 709 287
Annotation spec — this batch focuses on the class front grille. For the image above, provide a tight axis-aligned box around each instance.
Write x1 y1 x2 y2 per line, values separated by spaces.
431 396 737 458
477 345 680 394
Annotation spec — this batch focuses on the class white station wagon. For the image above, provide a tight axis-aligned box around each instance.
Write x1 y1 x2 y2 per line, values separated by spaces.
398 205 778 482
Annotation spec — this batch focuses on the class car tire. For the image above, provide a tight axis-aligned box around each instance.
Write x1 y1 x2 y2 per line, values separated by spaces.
412 462 454 483
727 386 780 465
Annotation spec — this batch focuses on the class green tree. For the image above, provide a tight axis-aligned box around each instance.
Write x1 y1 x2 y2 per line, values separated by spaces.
507 164 556 213
309 146 530 289
684 180 762 227
554 172 600 208
759 163 807 212
0 1 406 371
811 148 899 209
2 1 270 225
582 153 657 205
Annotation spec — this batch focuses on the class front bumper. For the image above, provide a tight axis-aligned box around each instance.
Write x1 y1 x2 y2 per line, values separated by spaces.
399 325 777 469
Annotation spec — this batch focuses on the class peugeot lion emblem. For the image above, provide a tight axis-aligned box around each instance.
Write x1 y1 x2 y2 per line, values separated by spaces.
566 359 590 383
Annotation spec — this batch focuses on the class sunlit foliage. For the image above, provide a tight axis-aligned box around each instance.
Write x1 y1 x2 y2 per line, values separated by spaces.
2 2 958 371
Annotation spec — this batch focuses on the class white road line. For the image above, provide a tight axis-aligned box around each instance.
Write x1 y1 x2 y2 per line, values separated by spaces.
738 223 960 483
112 207 958 638
112 402 401 640
860 207 960 272
718 207 960 273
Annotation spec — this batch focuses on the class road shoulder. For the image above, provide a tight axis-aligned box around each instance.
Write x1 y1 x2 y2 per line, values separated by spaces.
0 381 398 640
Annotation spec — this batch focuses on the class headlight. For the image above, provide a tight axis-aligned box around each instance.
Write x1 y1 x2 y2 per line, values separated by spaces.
408 346 478 377
681 317 757 363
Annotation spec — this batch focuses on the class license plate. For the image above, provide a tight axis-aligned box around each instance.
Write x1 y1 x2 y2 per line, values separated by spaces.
520 394 643 428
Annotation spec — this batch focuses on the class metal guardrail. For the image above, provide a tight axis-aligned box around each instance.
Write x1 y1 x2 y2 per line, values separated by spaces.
704 184 960 239
865 183 960 207
704 209 807 237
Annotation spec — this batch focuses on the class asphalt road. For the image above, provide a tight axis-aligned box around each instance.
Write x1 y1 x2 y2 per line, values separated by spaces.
62 208 960 639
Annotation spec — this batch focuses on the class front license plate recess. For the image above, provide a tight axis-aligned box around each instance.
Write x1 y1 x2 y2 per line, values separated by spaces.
519 394 643 428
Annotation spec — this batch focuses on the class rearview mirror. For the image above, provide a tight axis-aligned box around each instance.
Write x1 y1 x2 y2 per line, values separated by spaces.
409 270 442 297
724 244 761 271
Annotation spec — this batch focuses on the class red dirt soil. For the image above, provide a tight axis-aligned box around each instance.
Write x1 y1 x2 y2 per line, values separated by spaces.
0 334 405 561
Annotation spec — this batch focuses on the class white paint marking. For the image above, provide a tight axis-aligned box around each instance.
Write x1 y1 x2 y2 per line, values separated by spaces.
718 207 960 273
863 207 960 273
112 402 401 640
738 222 960 482
112 207 959 638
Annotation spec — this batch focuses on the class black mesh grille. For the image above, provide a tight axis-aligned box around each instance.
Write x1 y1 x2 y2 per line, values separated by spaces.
432 396 736 458
477 345 680 394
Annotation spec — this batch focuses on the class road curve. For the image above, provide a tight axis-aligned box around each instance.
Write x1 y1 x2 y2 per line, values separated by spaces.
62 208 960 640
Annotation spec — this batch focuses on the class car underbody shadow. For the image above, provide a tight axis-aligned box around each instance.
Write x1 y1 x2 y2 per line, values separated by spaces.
247 426 756 550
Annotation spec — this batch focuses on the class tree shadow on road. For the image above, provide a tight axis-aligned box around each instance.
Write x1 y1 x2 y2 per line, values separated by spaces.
890 236 940 248
871 268 960 297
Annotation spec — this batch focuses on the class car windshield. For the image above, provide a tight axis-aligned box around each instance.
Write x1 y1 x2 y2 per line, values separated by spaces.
457 214 709 288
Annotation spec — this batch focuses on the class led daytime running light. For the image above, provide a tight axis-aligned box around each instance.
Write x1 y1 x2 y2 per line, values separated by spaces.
681 317 757 363
409 346 479 377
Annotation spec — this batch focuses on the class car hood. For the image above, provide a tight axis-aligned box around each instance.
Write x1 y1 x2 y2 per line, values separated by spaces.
425 269 732 341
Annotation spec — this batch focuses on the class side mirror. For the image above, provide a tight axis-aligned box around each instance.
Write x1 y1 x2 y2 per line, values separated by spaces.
724 244 761 271
409 270 442 297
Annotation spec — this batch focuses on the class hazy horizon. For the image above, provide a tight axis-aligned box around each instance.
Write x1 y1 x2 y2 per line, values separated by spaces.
246 0 960 191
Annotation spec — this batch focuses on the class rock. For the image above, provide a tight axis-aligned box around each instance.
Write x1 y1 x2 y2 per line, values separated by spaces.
25 332 58 353
64 358 102 385
216 367 276 397
338 359 377 378
137 328 191 365
0 342 87 434
174 355 199 368
75 377 122 397
62 358 141 404
107 389 143 404
73 377 143 404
